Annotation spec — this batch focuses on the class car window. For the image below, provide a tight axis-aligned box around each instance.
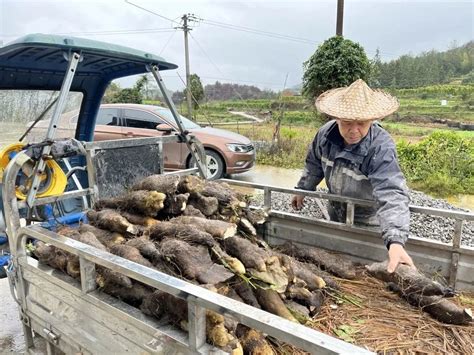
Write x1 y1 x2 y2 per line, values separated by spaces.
96 108 120 126
123 109 164 129
152 108 200 130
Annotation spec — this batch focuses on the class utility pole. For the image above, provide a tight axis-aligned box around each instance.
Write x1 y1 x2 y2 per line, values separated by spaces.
336 0 344 36
181 14 194 119
124 3 199 118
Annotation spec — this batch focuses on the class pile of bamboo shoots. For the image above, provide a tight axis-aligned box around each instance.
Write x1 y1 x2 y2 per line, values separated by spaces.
33 174 472 354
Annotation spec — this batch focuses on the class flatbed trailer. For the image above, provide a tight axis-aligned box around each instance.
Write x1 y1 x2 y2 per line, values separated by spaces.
1 34 473 355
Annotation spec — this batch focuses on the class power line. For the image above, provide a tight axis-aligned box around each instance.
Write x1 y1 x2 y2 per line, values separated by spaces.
159 30 178 55
175 72 213 126
199 17 399 58
199 18 318 45
189 33 280 112
124 0 179 25
67 29 175 36
123 1 196 117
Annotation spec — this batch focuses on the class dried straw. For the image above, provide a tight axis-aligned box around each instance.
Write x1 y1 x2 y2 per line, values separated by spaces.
315 79 400 121
276 272 473 355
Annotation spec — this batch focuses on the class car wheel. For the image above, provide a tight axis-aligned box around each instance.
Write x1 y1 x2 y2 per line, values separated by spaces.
188 149 225 180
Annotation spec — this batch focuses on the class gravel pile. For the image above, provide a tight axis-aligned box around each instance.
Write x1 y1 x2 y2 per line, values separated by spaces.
250 189 473 247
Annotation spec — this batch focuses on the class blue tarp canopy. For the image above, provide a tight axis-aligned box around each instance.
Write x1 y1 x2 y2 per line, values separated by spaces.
0 33 178 141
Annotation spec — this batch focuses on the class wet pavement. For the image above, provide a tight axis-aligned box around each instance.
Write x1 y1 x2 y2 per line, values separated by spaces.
0 277 47 354
229 165 302 188
0 278 25 354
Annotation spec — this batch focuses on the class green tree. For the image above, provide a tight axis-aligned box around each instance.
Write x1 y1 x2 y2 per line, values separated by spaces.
302 36 371 98
189 73 204 109
110 75 147 104
377 41 473 88
369 48 382 87
102 82 122 103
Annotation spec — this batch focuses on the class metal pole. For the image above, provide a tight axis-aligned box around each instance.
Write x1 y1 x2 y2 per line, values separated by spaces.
336 0 344 36
183 14 193 119
149 65 207 179
25 52 81 207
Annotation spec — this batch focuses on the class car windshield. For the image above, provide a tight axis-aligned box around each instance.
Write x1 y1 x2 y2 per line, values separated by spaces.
153 107 201 130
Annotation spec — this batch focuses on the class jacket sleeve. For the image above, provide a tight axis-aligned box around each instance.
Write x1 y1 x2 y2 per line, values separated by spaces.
296 131 325 191
367 143 411 247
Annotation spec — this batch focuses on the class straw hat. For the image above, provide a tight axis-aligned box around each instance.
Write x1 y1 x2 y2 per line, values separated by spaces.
315 79 399 121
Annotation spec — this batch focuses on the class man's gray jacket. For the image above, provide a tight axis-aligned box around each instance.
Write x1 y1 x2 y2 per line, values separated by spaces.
296 120 410 247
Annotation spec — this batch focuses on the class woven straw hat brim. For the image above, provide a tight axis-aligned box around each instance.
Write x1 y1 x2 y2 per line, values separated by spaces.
315 84 399 121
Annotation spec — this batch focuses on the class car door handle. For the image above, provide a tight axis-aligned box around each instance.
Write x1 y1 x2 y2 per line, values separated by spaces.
125 131 134 137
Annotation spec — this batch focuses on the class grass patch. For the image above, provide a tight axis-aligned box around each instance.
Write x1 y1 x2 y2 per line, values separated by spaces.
397 131 473 196
224 123 315 169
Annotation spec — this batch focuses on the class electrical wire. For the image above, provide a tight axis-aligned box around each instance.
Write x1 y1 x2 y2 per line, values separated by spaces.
124 0 180 25
198 18 400 58
65 29 175 36
189 33 264 113
159 30 178 55
199 18 319 45
175 72 213 126
4 0 400 60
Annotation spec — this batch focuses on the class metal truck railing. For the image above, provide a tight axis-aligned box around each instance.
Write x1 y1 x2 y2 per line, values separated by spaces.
12 224 371 354
223 179 474 291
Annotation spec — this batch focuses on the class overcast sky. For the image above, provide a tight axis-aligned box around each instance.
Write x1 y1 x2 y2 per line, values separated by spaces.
0 0 472 91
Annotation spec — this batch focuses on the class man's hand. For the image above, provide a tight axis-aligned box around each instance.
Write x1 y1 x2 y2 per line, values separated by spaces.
291 195 305 210
387 243 415 273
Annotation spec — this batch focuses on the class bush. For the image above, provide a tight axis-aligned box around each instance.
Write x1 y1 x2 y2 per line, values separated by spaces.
302 36 371 98
397 131 474 196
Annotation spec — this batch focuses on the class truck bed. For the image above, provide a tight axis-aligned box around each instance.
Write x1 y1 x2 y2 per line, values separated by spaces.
3 153 472 354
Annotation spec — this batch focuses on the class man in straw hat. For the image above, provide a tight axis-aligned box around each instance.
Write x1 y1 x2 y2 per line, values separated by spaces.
292 79 414 273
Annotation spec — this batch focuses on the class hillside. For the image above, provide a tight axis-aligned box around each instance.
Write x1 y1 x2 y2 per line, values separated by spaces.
374 41 473 88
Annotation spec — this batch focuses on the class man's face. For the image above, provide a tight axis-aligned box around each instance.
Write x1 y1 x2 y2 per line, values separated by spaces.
336 119 373 145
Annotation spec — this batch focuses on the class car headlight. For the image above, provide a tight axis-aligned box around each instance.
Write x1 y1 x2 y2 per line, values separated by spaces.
226 143 253 153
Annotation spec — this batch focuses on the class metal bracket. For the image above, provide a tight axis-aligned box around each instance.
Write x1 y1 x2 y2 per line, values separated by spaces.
448 219 463 288
346 202 354 225
26 51 82 207
19 308 31 327
187 297 206 353
79 257 96 294
149 64 207 179
43 327 60 345
63 158 89 210
263 187 271 210
6 258 21 306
